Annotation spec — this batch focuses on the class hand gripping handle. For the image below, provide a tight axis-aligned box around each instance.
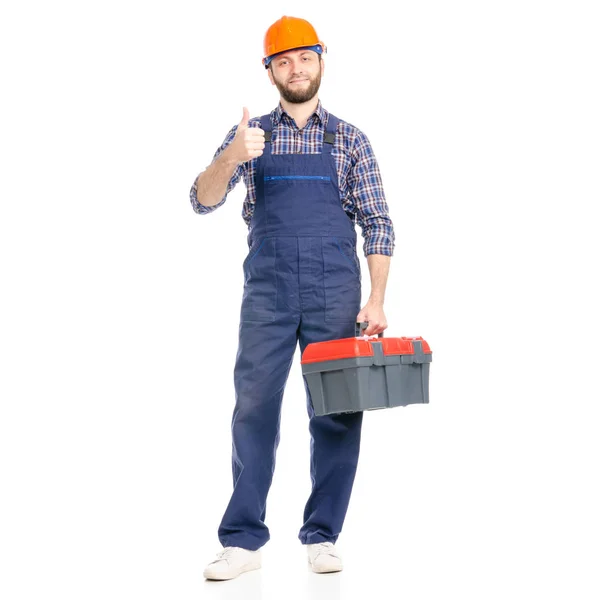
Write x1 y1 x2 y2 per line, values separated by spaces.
355 321 384 338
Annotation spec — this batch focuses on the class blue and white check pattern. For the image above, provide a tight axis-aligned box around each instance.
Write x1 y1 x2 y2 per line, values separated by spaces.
190 100 395 256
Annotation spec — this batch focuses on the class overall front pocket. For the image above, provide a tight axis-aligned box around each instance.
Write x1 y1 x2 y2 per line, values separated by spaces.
322 237 361 323
240 237 278 322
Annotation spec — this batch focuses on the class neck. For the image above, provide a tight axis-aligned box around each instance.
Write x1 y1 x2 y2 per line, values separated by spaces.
279 96 319 129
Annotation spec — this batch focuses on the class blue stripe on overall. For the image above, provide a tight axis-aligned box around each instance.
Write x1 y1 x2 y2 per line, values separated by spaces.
218 113 364 550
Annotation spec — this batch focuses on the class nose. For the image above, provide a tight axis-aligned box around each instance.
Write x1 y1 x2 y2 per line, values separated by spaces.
290 67 307 80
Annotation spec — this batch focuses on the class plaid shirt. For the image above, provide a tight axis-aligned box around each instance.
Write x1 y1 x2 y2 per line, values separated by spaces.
190 100 395 256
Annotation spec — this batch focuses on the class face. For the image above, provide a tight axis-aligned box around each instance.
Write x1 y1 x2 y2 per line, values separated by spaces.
267 49 323 104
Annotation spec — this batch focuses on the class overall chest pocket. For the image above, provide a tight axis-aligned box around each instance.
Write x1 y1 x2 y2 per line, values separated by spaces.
264 175 331 183
240 237 278 322
263 175 333 231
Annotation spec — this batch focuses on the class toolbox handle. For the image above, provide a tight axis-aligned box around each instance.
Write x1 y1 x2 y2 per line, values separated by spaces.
355 321 383 338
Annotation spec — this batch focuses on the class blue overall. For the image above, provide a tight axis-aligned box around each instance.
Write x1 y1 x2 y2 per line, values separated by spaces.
218 113 363 550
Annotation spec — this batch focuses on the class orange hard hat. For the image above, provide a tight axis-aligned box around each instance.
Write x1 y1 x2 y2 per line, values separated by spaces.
262 16 326 68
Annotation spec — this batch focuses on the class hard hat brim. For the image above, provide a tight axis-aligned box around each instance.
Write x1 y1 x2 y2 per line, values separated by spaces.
263 44 326 68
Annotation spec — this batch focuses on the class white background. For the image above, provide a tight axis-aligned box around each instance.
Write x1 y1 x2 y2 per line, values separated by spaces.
1 1 599 598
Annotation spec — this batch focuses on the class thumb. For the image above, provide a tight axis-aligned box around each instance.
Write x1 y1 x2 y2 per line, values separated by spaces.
239 106 250 128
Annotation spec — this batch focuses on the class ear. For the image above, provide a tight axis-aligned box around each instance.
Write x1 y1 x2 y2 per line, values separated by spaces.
267 68 275 86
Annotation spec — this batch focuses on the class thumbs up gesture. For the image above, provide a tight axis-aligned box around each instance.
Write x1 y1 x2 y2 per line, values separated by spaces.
230 107 265 164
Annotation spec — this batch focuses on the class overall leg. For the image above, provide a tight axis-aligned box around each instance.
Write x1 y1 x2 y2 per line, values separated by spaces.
295 234 364 545
218 315 299 550
297 318 363 545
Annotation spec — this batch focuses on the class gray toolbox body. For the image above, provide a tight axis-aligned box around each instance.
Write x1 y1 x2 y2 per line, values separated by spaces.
301 322 432 417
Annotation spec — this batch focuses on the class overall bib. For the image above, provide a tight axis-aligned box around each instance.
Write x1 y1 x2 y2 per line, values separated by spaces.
218 113 363 550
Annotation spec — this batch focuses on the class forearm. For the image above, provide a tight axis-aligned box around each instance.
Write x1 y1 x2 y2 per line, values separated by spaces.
195 145 240 207
366 254 391 305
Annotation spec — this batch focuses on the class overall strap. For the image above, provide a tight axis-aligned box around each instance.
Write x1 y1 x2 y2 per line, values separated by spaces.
258 114 272 156
322 114 339 155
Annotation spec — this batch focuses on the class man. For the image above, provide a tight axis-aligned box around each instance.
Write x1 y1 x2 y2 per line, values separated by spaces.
190 16 395 580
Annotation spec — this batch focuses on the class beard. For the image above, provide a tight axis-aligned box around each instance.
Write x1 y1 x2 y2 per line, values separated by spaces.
273 66 322 104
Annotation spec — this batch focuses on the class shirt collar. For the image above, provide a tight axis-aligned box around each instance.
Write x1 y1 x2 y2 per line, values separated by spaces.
272 99 327 128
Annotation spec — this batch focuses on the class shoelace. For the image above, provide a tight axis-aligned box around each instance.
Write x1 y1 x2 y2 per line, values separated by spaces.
311 542 338 559
211 547 237 564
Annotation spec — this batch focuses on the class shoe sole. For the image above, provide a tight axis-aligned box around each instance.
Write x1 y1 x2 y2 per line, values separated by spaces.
204 562 261 581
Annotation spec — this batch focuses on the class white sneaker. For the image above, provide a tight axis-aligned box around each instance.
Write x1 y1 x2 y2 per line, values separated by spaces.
306 542 343 573
203 546 262 580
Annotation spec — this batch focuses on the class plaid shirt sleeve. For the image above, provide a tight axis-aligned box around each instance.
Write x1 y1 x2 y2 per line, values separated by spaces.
348 130 395 257
189 125 244 214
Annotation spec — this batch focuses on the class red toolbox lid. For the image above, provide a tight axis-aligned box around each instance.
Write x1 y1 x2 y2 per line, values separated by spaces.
301 336 431 364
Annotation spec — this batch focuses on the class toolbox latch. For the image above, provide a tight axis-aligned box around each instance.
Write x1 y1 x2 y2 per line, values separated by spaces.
372 342 386 366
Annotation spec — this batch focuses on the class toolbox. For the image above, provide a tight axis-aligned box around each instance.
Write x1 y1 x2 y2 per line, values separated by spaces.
301 322 432 416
